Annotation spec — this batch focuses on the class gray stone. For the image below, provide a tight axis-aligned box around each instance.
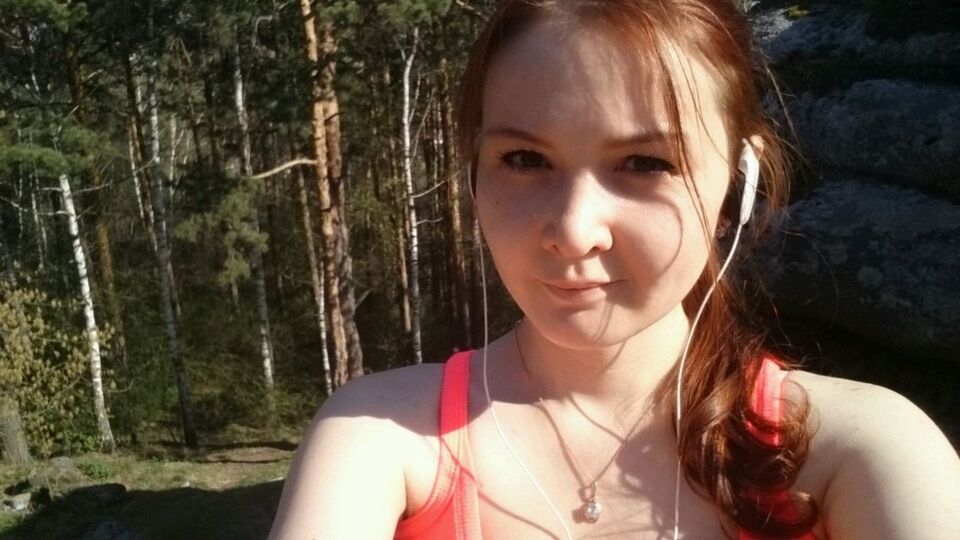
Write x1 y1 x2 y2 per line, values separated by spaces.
782 80 960 198
28 456 87 490
753 6 960 68
3 492 31 512
754 179 960 358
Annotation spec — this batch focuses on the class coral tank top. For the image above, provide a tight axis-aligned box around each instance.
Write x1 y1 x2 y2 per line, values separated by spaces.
393 350 817 539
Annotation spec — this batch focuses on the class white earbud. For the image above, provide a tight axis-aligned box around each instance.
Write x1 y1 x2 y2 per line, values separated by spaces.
737 140 760 226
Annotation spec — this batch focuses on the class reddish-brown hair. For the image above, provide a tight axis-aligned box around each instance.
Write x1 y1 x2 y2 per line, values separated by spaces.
456 0 817 536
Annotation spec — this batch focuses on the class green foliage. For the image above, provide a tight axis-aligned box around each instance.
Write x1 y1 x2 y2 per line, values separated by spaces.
174 175 268 287
376 0 452 29
0 0 87 31
0 276 101 457
77 459 112 480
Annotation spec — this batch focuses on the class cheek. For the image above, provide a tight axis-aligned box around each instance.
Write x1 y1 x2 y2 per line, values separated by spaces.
614 198 712 290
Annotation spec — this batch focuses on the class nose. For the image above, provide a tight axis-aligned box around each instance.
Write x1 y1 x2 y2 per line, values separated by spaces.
540 171 614 258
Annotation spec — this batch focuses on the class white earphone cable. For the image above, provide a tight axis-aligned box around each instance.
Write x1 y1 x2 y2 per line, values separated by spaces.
481 244 576 540
671 219 745 540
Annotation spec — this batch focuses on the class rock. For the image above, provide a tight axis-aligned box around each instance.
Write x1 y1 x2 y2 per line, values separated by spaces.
28 456 87 490
754 179 960 358
753 6 960 68
781 80 960 198
78 519 143 540
3 492 31 512
3 479 31 496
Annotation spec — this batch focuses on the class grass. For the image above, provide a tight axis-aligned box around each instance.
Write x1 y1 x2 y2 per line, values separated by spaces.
0 440 295 540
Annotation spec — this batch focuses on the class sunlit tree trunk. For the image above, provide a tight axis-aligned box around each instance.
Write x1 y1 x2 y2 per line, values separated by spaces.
440 57 471 349
299 0 359 387
401 28 424 365
58 173 116 453
64 35 127 366
232 40 276 403
294 161 334 396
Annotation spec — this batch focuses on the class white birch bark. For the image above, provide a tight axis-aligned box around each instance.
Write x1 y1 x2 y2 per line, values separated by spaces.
233 40 276 395
147 11 198 446
58 173 115 452
401 28 424 365
128 130 146 223
295 170 333 396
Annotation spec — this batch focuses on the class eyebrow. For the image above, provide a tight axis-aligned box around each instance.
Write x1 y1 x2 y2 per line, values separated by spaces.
480 126 678 150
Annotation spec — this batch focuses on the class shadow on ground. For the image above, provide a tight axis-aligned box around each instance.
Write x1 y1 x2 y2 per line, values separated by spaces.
0 480 284 540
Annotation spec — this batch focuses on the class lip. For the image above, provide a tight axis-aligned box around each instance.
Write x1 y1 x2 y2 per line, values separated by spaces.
541 280 616 303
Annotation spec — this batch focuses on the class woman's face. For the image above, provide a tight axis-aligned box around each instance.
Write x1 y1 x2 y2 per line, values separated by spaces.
475 19 735 349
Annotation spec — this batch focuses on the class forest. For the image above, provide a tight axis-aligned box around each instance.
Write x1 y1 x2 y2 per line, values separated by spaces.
1 0 958 537
0 0 502 460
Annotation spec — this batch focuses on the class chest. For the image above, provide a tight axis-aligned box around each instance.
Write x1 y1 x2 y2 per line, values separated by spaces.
400 362 832 539
404 404 783 539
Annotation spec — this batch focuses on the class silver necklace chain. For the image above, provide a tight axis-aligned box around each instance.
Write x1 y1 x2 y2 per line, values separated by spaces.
479 216 746 540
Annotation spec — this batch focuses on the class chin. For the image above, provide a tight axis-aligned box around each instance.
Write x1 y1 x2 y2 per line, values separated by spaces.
524 305 660 350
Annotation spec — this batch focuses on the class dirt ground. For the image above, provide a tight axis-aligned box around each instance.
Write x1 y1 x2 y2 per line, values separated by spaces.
0 443 295 540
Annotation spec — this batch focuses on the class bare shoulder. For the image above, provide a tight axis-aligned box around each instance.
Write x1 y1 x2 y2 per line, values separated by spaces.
783 369 951 454
783 369 960 539
268 363 445 539
319 362 446 429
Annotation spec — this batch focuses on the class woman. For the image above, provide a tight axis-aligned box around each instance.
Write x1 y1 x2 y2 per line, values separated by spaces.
269 1 960 538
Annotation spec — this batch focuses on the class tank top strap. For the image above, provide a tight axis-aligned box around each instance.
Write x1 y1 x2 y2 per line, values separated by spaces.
394 351 478 538
749 353 790 446
441 351 482 537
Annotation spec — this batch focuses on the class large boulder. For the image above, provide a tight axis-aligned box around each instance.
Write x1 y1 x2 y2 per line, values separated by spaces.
781 80 960 198
753 179 960 358
753 6 960 68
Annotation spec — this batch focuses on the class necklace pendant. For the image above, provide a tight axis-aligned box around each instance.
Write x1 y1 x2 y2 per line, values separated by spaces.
585 497 602 523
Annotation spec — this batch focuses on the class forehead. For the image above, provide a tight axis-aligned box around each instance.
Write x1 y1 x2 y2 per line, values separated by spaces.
482 18 727 150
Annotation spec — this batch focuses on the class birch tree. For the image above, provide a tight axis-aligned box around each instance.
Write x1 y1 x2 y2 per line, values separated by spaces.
146 7 198 447
57 173 116 452
232 38 277 401
400 28 425 365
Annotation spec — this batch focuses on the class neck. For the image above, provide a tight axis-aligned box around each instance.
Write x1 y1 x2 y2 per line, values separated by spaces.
511 304 690 420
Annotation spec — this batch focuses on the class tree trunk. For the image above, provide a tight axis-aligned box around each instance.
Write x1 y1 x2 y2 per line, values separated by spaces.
58 173 116 453
397 216 412 335
0 396 31 464
0 210 32 464
123 50 182 318
316 24 364 380
146 13 198 447
64 36 127 367
470 211 485 346
294 161 334 396
440 57 471 349
232 40 276 404
299 0 355 387
401 29 424 365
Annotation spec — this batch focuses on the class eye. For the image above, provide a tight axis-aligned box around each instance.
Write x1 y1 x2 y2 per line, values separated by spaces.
500 150 549 172
619 155 676 175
